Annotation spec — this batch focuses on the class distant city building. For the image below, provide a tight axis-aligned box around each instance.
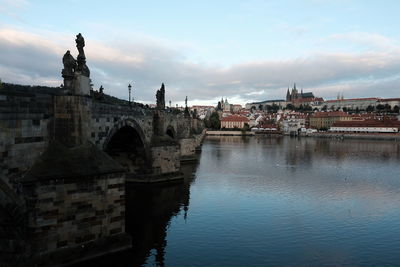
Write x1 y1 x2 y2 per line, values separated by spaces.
219 98 231 112
286 83 315 101
282 117 306 135
309 111 352 130
191 105 215 120
245 83 319 111
379 98 400 109
220 115 249 129
330 119 400 133
231 104 242 112
252 124 279 133
325 97 380 111
245 100 288 110
291 97 324 108
244 84 399 114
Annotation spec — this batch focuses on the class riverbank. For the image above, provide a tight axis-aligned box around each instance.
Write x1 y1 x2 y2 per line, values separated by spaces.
206 130 255 136
206 130 400 141
304 132 400 141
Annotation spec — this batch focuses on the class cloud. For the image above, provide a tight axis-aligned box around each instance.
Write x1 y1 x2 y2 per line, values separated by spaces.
0 0 28 10
0 0 29 22
0 27 400 105
326 32 400 51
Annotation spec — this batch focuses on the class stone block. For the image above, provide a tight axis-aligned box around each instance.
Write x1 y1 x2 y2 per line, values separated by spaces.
73 74 91 96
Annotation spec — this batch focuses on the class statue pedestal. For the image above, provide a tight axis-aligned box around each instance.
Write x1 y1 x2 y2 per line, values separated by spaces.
73 73 91 95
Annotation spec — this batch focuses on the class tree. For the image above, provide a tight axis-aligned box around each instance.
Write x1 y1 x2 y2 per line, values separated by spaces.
322 105 327 111
286 103 294 110
206 111 221 130
366 105 374 112
304 104 312 111
242 123 250 131
0 78 3 90
384 104 391 113
272 104 279 113
258 104 263 111
394 105 399 114
376 104 385 112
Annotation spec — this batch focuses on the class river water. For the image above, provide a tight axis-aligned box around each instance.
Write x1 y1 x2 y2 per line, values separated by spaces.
89 136 400 266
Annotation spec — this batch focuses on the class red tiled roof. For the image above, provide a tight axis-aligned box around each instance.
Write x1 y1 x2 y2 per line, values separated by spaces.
221 115 249 122
380 98 400 102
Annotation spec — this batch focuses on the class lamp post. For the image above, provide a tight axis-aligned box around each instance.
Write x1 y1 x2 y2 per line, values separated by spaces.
128 83 132 106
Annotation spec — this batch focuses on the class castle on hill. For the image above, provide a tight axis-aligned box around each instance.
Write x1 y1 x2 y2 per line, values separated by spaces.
286 83 314 101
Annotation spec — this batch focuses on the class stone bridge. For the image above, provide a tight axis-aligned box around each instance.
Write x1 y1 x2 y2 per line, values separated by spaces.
1 85 203 185
0 34 204 265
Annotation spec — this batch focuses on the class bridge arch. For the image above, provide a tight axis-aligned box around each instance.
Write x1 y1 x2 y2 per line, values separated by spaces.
104 119 151 174
166 125 176 140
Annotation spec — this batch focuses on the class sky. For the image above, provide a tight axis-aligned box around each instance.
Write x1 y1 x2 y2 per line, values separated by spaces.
1 0 400 106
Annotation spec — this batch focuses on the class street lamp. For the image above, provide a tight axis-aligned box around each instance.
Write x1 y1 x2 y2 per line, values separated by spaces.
128 83 132 106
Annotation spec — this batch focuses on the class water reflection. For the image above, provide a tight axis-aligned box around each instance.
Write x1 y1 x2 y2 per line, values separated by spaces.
125 163 198 266
74 163 199 267
163 136 400 266
77 136 400 266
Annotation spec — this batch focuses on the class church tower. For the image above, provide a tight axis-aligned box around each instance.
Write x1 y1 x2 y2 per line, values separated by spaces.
286 87 291 101
291 83 298 100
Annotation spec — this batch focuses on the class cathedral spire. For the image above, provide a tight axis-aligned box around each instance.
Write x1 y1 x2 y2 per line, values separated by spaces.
286 87 291 101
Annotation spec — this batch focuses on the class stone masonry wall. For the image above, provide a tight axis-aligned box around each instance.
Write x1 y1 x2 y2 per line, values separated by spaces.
194 130 206 147
179 131 205 158
151 145 181 174
179 138 196 157
53 95 91 147
0 91 52 187
22 172 126 256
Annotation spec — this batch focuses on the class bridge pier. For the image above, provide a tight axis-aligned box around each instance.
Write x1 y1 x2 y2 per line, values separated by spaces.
126 143 182 183
19 143 131 266
53 94 92 147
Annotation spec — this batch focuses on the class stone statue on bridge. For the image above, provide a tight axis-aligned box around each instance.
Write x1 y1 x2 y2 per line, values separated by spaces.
61 33 92 94
184 96 190 116
76 33 85 56
156 83 166 109
61 50 77 78
75 33 90 77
